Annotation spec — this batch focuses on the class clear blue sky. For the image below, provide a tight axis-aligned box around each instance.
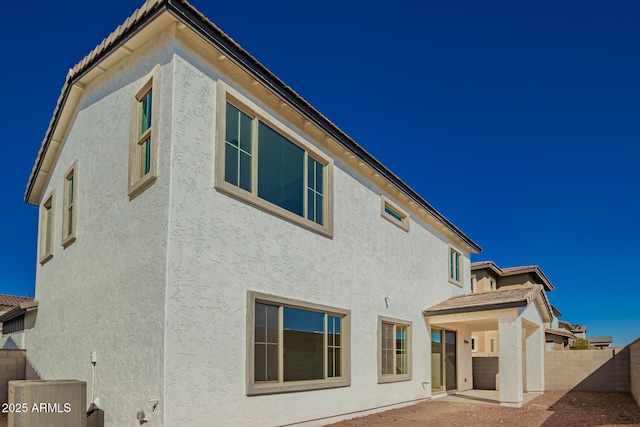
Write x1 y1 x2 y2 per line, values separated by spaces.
1 1 638 346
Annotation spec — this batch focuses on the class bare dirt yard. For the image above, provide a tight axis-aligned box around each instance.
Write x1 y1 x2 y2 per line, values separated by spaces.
330 392 640 427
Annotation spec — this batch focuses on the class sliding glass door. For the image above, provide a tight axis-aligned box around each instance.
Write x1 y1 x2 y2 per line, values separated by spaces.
431 328 457 393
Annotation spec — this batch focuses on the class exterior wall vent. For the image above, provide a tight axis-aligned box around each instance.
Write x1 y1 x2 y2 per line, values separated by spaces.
8 380 86 427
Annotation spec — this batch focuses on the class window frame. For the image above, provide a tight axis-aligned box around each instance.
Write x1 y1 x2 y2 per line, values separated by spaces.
448 245 463 287
471 336 478 353
39 190 55 264
380 195 409 231
490 338 497 353
128 66 160 199
377 316 412 384
215 81 334 238
61 161 78 247
246 291 350 395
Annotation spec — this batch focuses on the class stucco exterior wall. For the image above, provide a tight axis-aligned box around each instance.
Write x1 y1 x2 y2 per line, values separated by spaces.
162 47 472 426
24 31 178 426
630 338 640 407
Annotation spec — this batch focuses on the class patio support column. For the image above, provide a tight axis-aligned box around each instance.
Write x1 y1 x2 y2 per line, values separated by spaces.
498 312 523 407
525 325 545 393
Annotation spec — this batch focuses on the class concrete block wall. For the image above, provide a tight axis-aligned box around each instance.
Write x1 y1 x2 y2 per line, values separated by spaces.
544 348 630 392
0 349 26 403
631 338 640 407
472 356 499 390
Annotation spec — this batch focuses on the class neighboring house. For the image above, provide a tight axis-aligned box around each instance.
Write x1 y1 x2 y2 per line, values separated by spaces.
0 294 36 349
571 323 587 339
20 0 551 425
544 306 576 351
588 336 613 349
469 262 554 353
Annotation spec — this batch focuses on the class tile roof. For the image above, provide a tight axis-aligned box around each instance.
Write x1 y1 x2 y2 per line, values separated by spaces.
423 284 546 316
23 0 482 253
587 336 612 344
471 261 555 291
0 294 33 308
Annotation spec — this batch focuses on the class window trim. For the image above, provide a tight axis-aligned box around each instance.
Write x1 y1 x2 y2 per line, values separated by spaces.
377 316 412 384
448 245 463 287
128 66 160 199
39 190 55 264
61 161 78 247
380 195 409 231
246 291 350 395
215 81 334 238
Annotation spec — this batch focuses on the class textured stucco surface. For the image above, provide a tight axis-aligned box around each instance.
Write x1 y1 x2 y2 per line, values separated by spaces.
24 31 178 426
161 46 472 426
27 30 476 426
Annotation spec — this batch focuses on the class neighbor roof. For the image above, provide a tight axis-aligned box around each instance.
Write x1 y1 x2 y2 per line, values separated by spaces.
587 336 612 344
471 261 555 291
0 294 32 308
24 0 481 253
423 283 551 320
545 328 576 340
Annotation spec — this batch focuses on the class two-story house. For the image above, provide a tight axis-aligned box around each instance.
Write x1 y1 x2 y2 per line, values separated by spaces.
22 0 548 424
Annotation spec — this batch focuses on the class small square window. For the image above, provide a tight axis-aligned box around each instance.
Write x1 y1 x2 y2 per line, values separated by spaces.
62 162 78 247
128 67 159 198
39 191 55 264
378 316 412 383
448 246 463 286
380 196 409 231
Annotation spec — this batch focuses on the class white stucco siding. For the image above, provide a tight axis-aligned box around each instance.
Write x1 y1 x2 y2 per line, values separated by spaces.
163 52 471 426
25 33 178 426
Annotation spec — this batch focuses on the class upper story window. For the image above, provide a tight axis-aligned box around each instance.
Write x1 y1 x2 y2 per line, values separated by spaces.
39 191 55 264
489 279 495 291
128 67 159 198
247 291 350 395
62 162 78 247
448 246 463 286
380 196 409 231
216 82 333 237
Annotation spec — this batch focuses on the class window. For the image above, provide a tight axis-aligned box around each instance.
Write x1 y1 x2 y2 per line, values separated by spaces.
128 67 159 198
489 279 495 291
378 316 411 383
2 315 25 335
490 338 497 353
448 246 463 286
471 336 477 352
380 196 409 231
216 83 333 237
247 291 350 395
62 162 78 247
39 191 55 264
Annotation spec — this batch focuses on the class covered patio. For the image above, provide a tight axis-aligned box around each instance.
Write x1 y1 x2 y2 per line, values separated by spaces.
424 284 552 407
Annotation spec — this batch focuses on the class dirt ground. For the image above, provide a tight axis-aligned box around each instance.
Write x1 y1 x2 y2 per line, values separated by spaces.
330 392 640 427
0 392 637 426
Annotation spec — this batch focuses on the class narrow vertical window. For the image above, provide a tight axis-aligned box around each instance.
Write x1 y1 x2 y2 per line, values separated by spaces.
62 162 78 247
307 156 324 225
254 303 279 382
129 68 159 198
225 103 253 192
449 246 463 286
39 191 55 264
378 317 411 383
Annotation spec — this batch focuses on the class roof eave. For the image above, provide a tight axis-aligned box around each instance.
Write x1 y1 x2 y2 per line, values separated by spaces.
423 300 528 317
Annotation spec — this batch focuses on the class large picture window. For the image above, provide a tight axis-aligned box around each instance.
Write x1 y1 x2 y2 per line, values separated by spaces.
247 291 350 395
216 83 333 237
378 316 412 383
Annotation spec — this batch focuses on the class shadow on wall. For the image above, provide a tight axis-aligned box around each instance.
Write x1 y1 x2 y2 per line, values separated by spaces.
541 340 640 426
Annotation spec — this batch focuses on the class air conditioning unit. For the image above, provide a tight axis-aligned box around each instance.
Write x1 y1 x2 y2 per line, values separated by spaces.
8 380 86 427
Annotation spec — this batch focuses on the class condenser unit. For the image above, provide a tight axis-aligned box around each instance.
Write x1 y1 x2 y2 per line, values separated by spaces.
8 380 86 427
